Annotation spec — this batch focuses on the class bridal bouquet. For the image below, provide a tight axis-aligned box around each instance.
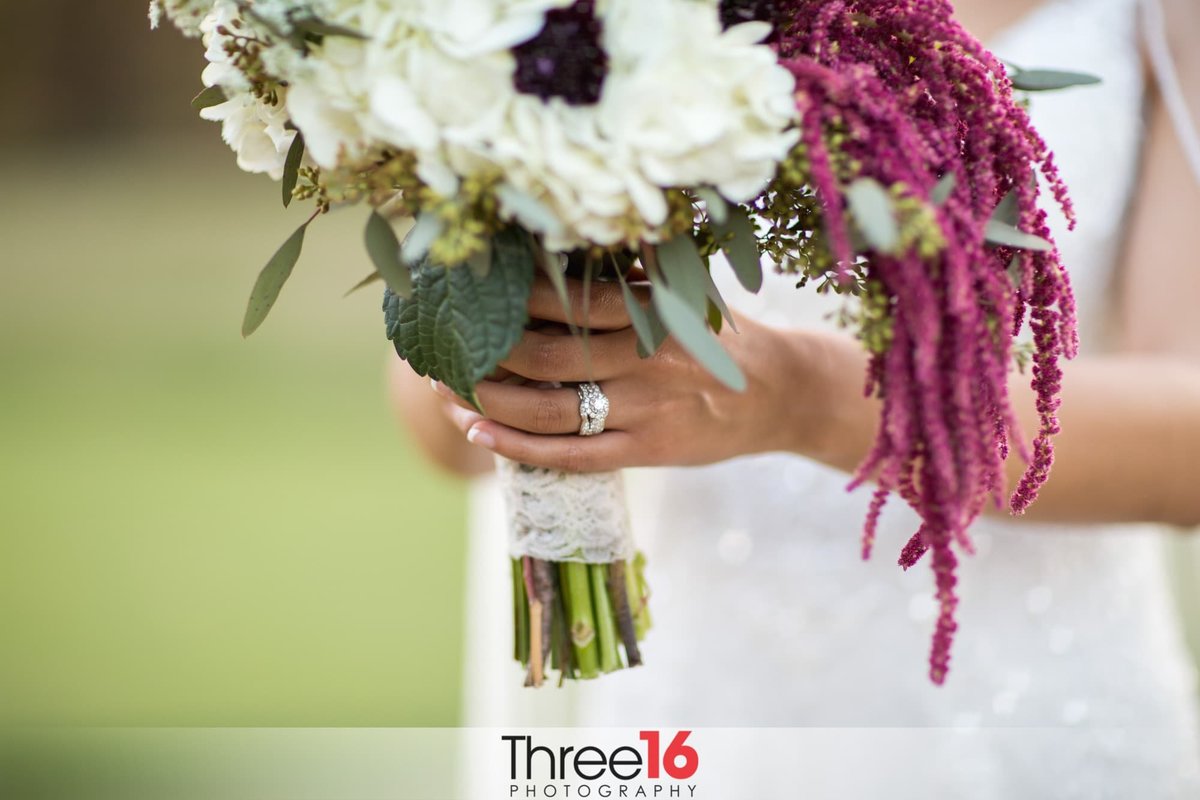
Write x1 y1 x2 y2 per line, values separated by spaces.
153 0 1095 685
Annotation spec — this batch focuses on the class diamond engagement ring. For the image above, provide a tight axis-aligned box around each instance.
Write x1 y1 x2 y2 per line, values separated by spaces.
577 382 609 436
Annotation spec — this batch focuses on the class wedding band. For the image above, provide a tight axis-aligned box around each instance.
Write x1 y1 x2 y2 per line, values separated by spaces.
577 382 609 436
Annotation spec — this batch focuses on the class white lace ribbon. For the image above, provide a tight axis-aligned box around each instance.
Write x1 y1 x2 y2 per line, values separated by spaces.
496 456 634 563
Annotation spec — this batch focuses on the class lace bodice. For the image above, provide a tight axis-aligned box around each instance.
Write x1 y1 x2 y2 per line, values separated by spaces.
461 1 1200 796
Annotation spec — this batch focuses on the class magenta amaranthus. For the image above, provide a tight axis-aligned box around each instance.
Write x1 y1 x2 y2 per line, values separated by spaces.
772 0 1078 683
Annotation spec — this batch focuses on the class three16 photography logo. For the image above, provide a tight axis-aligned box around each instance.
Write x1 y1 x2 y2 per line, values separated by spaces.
501 730 700 798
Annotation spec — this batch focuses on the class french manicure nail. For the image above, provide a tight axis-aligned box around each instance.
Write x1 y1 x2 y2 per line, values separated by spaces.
467 424 496 449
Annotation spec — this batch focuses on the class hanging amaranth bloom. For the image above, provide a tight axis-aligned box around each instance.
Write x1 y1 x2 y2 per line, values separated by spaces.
773 0 1078 684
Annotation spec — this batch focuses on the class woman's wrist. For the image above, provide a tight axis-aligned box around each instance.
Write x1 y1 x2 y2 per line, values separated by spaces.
765 328 878 471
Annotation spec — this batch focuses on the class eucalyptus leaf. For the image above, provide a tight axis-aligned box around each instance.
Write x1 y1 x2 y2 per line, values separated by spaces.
400 212 444 265
984 220 1053 252
653 286 746 391
695 188 728 225
364 210 412 297
930 172 956 206
700 263 737 332
384 226 534 407
655 235 709 318
992 189 1019 226
190 85 226 111
344 271 382 296
495 183 566 242
616 268 660 358
1009 68 1101 92
538 248 577 334
636 303 669 359
282 133 305 208
846 177 899 253
242 219 311 337
707 300 723 334
711 204 762 293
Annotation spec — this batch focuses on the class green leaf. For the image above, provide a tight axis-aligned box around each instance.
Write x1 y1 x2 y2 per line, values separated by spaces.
364 210 412 298
984 220 1053 252
653 286 746 391
467 239 493 279
1009 68 1101 92
700 262 737 332
695 188 728 225
616 268 660 358
711 204 762 293
291 16 368 39
344 271 382 296
636 303 669 359
384 227 535 406
190 85 226 111
655 235 709 318
400 212 443 265
538 247 577 335
707 300 723 334
930 172 956 206
242 219 311 337
281 133 305 208
846 177 899 253
495 183 566 242
992 189 1020 226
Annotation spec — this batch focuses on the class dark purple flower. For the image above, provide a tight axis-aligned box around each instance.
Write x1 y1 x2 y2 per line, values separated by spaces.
512 0 607 106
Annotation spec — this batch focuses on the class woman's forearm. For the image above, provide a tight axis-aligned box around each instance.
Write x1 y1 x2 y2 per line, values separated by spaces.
787 330 1200 527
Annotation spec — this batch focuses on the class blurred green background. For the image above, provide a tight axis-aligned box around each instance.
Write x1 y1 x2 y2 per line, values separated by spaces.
0 2 467 726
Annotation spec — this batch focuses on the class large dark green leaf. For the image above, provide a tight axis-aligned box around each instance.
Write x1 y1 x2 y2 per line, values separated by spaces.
1009 68 1101 92
282 133 305 208
846 177 899 253
364 210 412 297
653 286 746 391
712 203 762 293
655 234 709 317
241 219 311 337
384 227 535 407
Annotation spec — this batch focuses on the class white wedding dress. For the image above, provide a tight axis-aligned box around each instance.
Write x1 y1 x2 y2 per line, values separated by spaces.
460 0 1200 796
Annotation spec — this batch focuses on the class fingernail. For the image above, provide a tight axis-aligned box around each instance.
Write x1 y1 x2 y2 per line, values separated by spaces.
467 424 495 449
430 378 440 392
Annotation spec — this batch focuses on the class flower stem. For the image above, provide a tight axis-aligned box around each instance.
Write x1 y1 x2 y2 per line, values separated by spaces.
589 563 621 673
512 558 529 665
609 560 642 667
523 557 545 687
561 562 599 679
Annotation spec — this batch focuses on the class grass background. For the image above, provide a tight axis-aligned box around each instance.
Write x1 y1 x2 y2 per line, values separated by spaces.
0 146 468 726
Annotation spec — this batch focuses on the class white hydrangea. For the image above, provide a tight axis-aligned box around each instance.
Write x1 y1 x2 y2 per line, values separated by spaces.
172 0 799 248
197 3 297 179
149 0 219 36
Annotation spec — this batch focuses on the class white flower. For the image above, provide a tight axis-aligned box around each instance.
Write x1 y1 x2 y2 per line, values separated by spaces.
152 0 218 37
180 0 800 247
201 91 296 179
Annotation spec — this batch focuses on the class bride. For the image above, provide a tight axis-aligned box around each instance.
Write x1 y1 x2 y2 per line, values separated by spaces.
391 0 1200 795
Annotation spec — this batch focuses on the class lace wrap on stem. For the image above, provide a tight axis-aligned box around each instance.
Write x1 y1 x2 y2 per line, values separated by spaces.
497 456 634 563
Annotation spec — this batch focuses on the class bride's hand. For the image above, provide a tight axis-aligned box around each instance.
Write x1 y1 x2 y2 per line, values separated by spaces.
431 275 840 472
